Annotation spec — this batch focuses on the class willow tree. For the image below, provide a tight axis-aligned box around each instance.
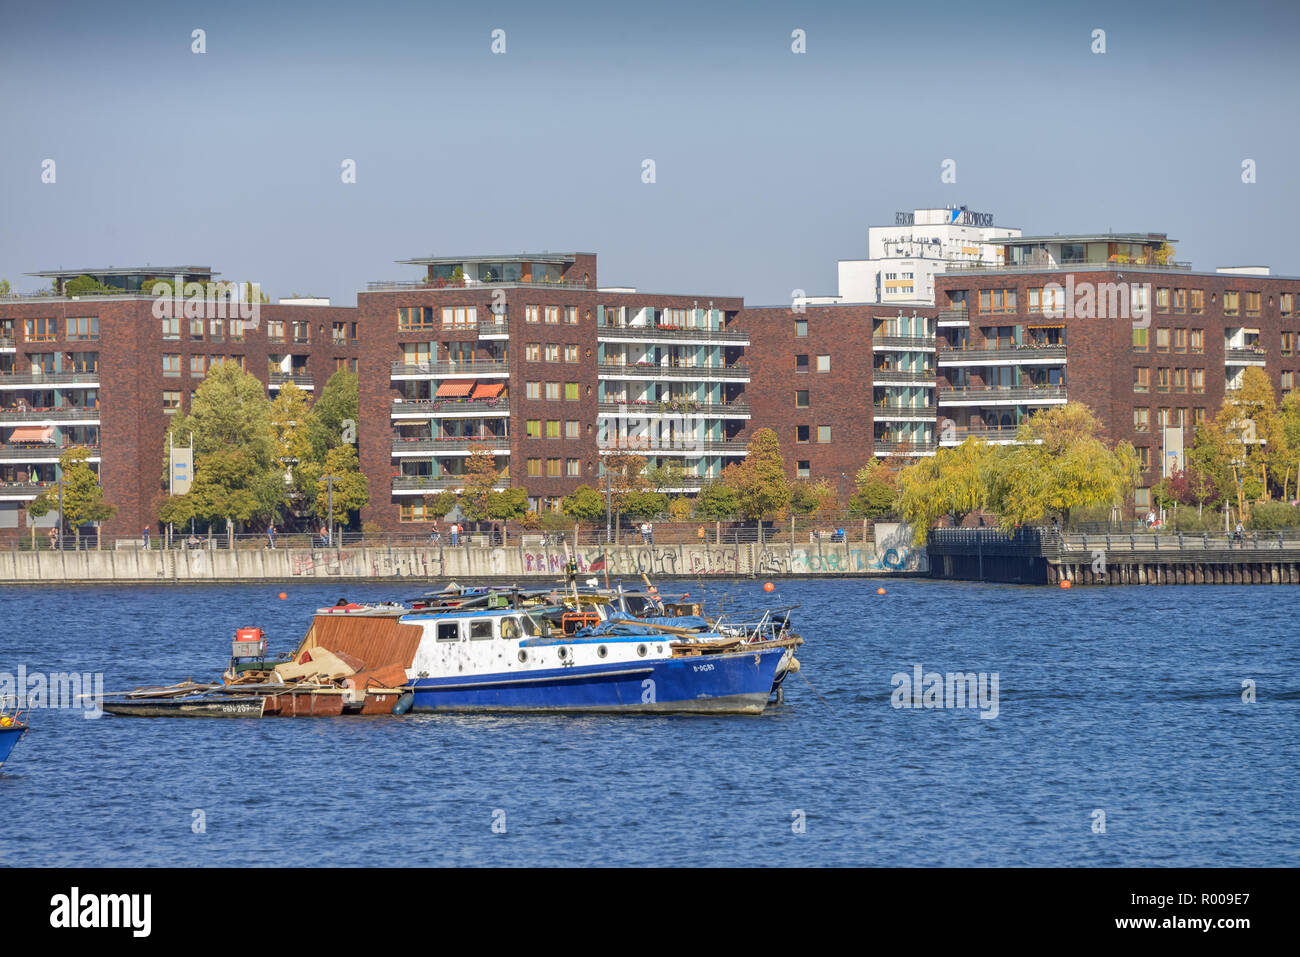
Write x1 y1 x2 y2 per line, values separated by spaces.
984 403 1138 530
898 439 994 544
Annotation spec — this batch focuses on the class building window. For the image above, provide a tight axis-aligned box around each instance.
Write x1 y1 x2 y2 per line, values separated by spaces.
1282 293 1294 317
1157 408 1171 428
441 306 476 328
526 420 541 438
526 381 540 400
797 460 811 479
163 391 181 413
816 355 830 373
545 381 560 401
566 306 578 325
1132 328 1148 352
334 357 357 372
230 319 245 342
565 420 580 439
1193 407 1206 427
1245 291 1261 317
796 425 810 443
398 307 434 331
795 390 809 408
543 306 559 324
1283 332 1295 357
25 318 55 342
1190 329 1204 354
1155 288 1169 312
67 316 98 341
1133 367 1150 393
1156 368 1170 392
266 320 284 342
163 354 181 377
1135 487 1151 507
189 317 204 341
1283 371 1296 391
817 425 831 443
1173 289 1187 314
527 458 542 476
1191 369 1205 393
1155 328 1170 353
162 315 181 340
795 319 808 337
566 459 581 476
1189 290 1204 315
525 343 540 362
332 322 347 345
1173 368 1187 393
1138 447 1152 470
546 420 561 439
292 321 310 344
546 458 562 477
1133 408 1149 432
977 288 1017 314
795 354 808 373
564 344 579 363
1173 328 1187 353
564 382 579 401
525 306 540 323
190 355 205 377
1223 291 1239 317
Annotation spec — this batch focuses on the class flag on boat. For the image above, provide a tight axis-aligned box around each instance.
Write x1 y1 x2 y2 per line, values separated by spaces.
589 553 606 571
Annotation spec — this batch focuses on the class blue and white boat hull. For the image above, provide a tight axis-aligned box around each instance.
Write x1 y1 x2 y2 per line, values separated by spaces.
409 645 787 714
0 724 27 770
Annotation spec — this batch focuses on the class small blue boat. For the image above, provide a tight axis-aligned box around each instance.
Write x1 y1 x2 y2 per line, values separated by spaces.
0 704 28 770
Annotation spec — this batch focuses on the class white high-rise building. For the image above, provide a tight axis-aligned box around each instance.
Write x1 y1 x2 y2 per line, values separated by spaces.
837 206 1021 304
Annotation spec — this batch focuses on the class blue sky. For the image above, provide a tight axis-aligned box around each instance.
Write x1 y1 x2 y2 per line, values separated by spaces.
2 0 1297 304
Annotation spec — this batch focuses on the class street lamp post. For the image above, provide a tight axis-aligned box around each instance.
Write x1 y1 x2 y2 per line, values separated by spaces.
57 474 63 551
604 469 612 544
324 473 338 547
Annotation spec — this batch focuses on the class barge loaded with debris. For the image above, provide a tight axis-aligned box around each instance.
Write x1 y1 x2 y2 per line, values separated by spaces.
103 582 804 717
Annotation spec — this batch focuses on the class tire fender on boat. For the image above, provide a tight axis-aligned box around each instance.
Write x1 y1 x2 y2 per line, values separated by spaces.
392 692 415 716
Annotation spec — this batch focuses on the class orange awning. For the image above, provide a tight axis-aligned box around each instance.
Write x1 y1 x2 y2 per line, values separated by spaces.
8 426 54 443
435 381 474 398
471 382 504 398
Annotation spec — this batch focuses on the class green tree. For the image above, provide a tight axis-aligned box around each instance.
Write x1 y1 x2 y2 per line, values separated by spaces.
694 480 739 519
0 279 13 296
722 428 791 519
486 487 529 522
562 485 607 522
160 363 284 530
421 492 458 519
458 445 501 522
315 444 369 525
27 447 116 542
270 381 316 502
63 274 123 296
622 490 668 519
307 370 360 461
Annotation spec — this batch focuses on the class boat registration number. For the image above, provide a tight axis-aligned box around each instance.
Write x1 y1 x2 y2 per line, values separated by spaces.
692 663 715 672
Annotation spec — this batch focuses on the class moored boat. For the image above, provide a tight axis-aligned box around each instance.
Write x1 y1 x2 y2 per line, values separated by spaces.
0 700 28 769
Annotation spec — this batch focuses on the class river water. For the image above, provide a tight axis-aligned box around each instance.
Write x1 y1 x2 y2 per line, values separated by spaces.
1 579 1295 866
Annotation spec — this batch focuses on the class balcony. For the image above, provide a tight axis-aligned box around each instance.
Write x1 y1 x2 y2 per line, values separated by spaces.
392 475 509 495
936 308 970 327
0 371 100 388
938 385 1068 406
597 400 750 418
390 397 510 418
938 427 1025 446
596 363 750 381
1225 347 1267 366
367 278 592 292
268 372 314 389
872 334 936 351
477 322 510 339
0 481 52 500
936 344 1067 366
872 404 938 421
873 440 938 456
0 336 15 350
391 359 510 379
0 406 101 424
597 439 749 456
597 324 749 344
873 368 937 385
392 437 511 455
0 444 100 462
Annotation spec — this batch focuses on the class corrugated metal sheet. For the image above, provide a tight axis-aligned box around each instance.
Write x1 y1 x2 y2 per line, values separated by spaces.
297 615 423 671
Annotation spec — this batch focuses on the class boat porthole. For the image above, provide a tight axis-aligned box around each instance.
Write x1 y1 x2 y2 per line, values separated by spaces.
518 650 528 663
597 645 608 659
637 644 648 657
558 646 567 660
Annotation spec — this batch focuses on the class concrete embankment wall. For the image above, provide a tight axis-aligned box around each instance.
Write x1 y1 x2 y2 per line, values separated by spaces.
0 535 927 586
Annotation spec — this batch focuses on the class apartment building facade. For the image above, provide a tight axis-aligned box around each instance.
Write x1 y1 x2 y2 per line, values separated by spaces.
0 267 358 540
355 253 749 531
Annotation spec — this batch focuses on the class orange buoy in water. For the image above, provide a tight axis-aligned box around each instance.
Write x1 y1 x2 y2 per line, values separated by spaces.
763 582 775 592
279 592 288 600
877 587 887 595
1059 580 1072 589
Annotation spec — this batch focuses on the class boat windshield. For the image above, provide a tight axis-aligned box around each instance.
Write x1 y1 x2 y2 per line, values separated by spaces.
622 595 659 617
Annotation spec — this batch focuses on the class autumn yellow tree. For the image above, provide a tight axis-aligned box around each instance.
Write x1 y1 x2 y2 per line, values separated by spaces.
898 439 995 544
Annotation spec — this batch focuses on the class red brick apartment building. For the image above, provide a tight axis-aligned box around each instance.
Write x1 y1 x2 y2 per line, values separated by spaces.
356 253 748 531
932 233 1300 509
0 266 358 539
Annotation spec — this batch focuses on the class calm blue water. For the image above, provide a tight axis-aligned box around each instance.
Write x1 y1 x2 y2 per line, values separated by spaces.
1 579 1296 866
